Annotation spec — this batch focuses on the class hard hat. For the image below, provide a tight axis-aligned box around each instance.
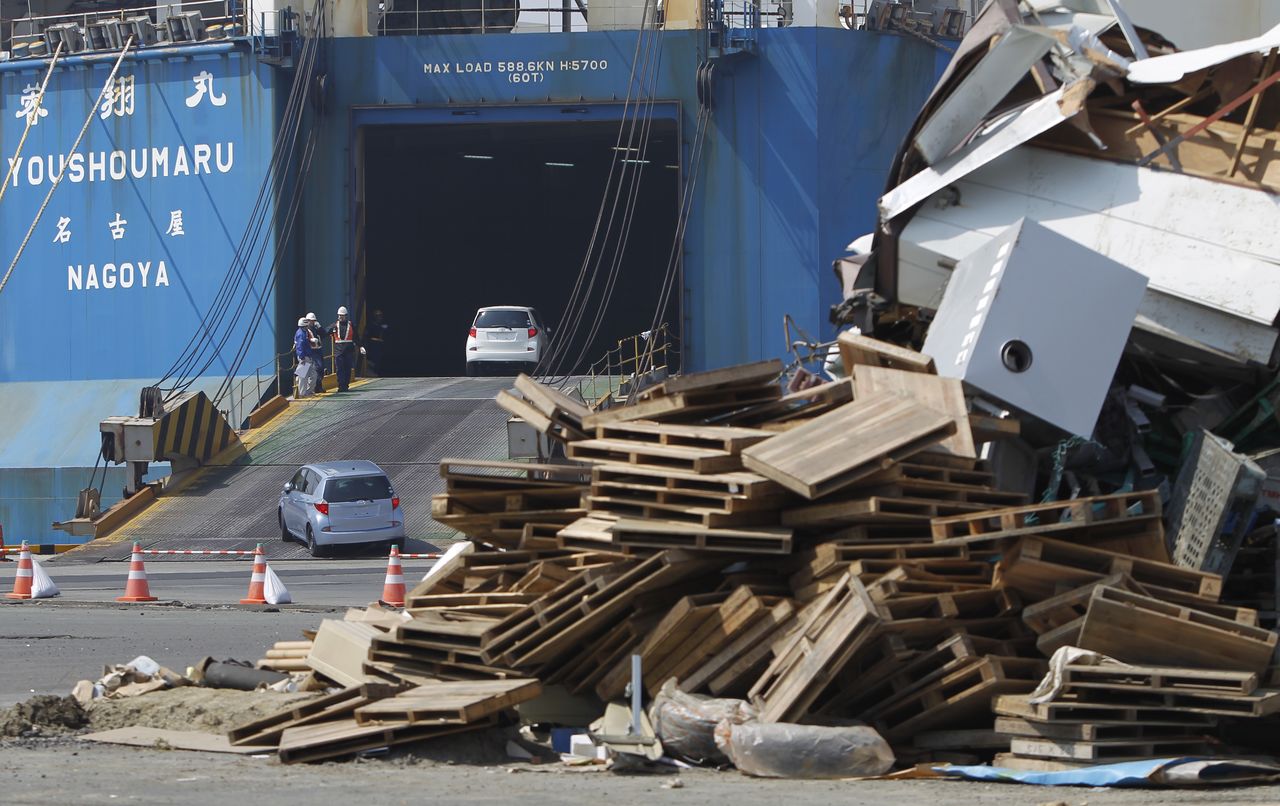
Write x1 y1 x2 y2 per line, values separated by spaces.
297 317 308 326
306 312 318 322
337 306 348 316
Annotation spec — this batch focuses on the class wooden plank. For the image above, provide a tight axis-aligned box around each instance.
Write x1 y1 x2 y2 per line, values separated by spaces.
513 373 591 427
660 358 784 395
853 366 976 459
85 728 275 755
741 392 957 500
1077 586 1277 674
993 716 1217 741
305 621 382 687
838 332 935 375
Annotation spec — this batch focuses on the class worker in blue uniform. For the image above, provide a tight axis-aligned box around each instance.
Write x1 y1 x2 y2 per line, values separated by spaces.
328 306 365 393
293 317 317 398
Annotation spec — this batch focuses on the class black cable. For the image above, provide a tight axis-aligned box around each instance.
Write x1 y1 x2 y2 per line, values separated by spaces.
533 0 658 380
158 8 322 395
158 17 320 390
538 0 663 381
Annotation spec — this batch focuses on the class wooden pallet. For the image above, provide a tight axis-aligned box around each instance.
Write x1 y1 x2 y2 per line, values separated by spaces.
723 378 854 428
552 521 637 557
227 684 404 747
791 542 971 585
993 715 1217 741
1061 662 1258 696
748 571 882 722
1077 585 1277 674
590 463 785 500
432 487 584 517
585 495 771 528
874 589 1020 622
996 536 1223 603
482 549 718 669
277 717 492 764
608 517 793 555
995 689 1280 720
872 656 1046 741
682 599 795 695
741 391 957 500
438 458 591 490
854 462 995 488
588 481 784 514
825 631 1002 717
931 490 1163 547
1008 736 1219 762
594 421 773 453
782 495 994 529
567 438 741 473
548 614 657 694
354 679 542 726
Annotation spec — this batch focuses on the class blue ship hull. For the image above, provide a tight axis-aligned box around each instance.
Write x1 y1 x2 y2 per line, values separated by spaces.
0 28 947 543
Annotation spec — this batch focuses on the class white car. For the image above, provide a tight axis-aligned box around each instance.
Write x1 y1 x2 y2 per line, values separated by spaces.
465 306 550 376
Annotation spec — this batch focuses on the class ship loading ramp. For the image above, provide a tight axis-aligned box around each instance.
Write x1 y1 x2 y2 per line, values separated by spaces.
55 377 518 563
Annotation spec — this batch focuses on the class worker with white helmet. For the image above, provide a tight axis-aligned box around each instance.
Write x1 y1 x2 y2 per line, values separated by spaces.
327 305 365 392
304 312 324 394
293 317 317 398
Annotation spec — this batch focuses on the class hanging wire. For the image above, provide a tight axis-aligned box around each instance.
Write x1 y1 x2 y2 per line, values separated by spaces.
0 40 64 208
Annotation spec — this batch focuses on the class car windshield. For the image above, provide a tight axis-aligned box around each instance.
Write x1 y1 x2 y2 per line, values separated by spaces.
324 474 394 503
474 310 531 329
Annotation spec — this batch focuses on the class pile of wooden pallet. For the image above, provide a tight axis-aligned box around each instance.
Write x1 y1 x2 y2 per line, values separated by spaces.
228 339 1280 767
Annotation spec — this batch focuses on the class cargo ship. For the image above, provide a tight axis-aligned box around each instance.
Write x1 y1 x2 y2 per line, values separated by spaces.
0 0 964 543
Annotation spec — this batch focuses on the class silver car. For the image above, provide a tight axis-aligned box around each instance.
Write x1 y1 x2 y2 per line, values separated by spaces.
278 460 405 556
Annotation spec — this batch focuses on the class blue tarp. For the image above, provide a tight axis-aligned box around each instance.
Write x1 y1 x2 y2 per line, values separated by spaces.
936 758 1280 787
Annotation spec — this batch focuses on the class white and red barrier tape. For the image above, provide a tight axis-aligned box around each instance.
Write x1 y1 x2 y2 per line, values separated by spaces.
399 553 440 559
138 549 259 556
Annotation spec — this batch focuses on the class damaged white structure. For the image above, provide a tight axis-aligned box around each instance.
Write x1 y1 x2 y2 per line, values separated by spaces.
870 0 1280 382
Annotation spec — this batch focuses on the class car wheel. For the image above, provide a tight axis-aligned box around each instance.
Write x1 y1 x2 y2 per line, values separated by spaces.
279 509 291 542
306 526 320 557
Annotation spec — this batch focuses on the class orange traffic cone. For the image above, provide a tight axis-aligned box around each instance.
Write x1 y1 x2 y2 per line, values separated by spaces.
381 545 406 607
240 544 267 604
6 541 33 599
117 543 158 602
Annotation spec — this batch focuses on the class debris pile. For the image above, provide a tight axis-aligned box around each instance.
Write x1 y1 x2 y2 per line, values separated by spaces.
198 337 1280 773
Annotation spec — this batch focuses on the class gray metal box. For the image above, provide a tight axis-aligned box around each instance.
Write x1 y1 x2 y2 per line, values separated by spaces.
922 218 1148 436
507 417 551 460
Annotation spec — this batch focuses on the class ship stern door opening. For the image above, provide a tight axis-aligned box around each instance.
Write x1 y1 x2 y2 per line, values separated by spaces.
351 104 681 378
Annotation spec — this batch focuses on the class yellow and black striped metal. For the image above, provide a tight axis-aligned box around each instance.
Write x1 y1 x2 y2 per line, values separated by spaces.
155 392 241 465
